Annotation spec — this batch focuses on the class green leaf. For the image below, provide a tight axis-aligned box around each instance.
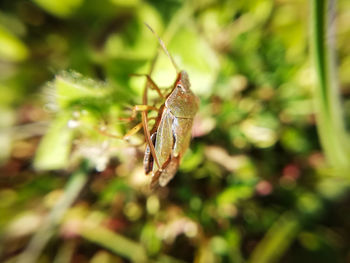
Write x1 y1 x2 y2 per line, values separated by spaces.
34 113 74 170
217 184 254 205
49 71 109 109
0 25 28 62
32 0 84 18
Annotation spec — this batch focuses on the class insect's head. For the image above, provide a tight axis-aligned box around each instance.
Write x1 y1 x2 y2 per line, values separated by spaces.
166 70 198 118
175 70 191 93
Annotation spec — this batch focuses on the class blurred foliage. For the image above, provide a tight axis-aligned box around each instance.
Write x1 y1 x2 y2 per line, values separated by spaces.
1 0 350 262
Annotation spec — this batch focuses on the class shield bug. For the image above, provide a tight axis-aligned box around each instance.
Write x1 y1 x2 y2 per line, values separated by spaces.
141 24 199 189
99 25 199 189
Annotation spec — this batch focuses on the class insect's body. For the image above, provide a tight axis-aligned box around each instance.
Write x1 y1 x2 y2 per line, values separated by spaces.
144 71 199 188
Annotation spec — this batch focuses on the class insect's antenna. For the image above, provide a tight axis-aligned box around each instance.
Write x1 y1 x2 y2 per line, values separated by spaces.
144 23 180 73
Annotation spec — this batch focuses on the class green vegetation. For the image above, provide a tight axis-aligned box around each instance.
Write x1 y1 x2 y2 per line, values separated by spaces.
1 0 350 262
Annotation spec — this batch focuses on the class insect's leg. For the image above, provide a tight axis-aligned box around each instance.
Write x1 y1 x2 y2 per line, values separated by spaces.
122 122 144 139
142 111 162 171
144 132 157 175
95 124 142 141
96 117 156 140
130 74 165 98
140 74 162 172
119 105 158 122
95 127 123 140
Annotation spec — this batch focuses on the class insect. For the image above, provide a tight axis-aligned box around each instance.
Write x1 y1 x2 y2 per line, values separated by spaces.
137 24 199 189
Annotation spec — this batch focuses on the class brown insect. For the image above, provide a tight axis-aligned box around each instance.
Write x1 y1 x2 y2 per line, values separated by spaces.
100 24 199 189
140 25 199 189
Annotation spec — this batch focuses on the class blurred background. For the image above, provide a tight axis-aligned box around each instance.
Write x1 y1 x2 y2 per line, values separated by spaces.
1 0 350 262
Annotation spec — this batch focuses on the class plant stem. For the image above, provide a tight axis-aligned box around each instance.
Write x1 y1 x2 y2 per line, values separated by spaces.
247 212 300 263
311 0 350 169
80 218 186 263
17 163 89 263
248 2 350 262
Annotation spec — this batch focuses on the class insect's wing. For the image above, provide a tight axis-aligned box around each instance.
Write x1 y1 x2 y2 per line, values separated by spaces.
152 109 173 173
152 117 194 189
172 118 194 157
150 110 195 189
158 155 180 187
154 118 193 188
